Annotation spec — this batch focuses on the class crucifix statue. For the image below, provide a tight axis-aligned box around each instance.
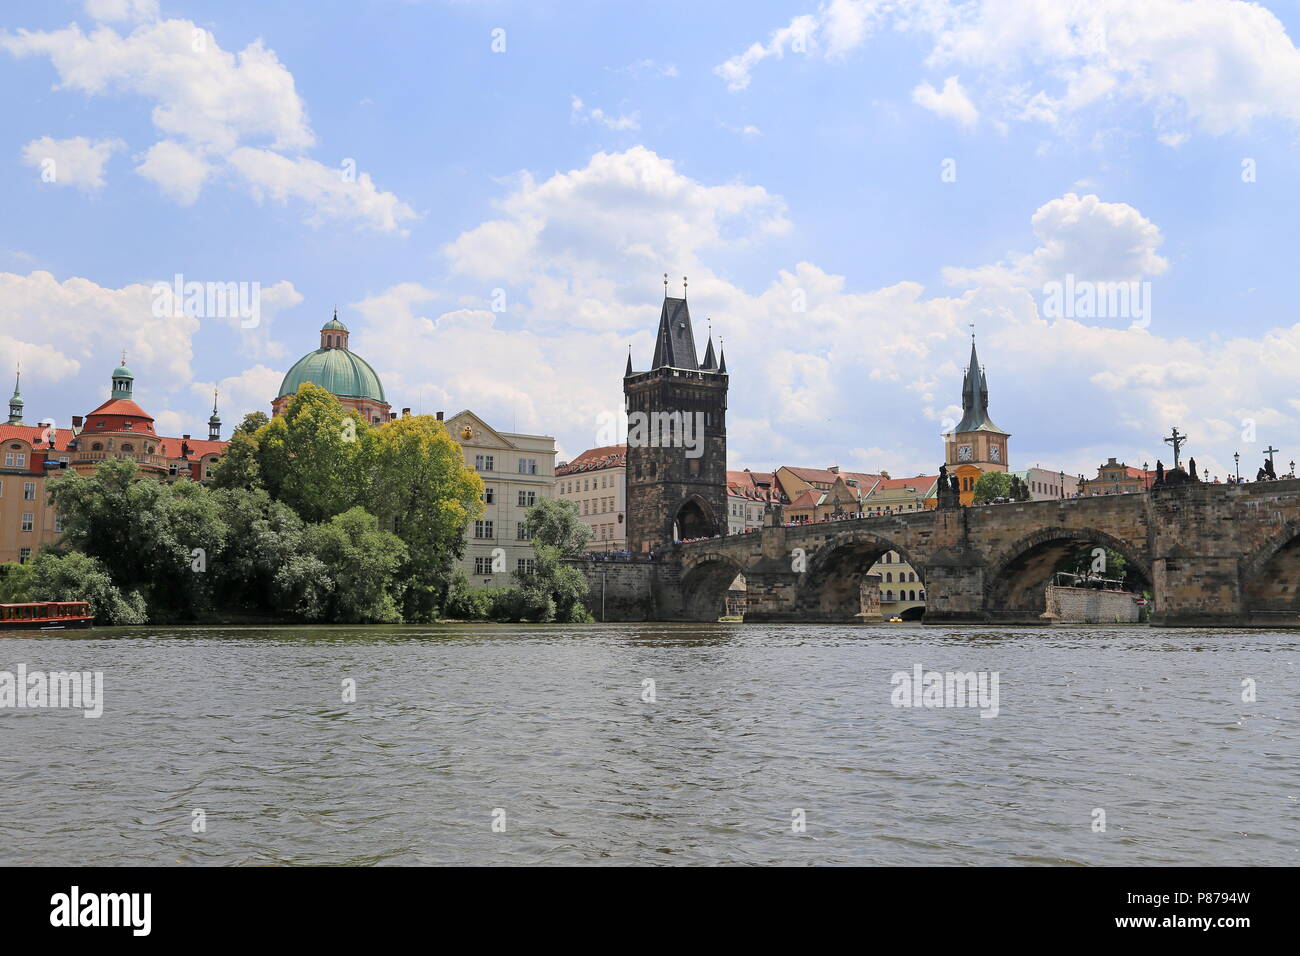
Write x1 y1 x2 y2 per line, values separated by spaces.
1264 445 1279 467
1163 427 1187 470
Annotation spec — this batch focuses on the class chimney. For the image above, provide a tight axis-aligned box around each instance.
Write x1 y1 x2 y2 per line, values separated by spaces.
72 415 84 428
828 466 839 474
436 411 444 421
182 434 190 441
402 407 411 418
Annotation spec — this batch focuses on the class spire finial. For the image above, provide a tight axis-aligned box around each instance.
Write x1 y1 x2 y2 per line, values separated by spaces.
682 275 688 297
970 321 975 342
121 350 127 365
663 273 668 297
213 387 219 415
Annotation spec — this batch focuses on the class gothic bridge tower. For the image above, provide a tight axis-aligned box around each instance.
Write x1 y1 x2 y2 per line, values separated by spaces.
624 279 728 553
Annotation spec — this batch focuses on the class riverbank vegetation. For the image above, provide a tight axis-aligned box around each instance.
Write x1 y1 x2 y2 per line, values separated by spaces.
0 383 591 625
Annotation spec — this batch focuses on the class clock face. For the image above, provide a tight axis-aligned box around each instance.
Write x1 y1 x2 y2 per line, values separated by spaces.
989 444 1001 462
958 444 973 462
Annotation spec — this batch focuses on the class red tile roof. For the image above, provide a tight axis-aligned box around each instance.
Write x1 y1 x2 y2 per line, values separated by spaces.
557 443 626 475
0 425 76 451
158 437 227 459
84 398 154 420
873 475 939 492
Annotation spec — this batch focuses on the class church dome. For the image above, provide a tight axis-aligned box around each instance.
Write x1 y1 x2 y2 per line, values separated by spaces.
277 347 386 403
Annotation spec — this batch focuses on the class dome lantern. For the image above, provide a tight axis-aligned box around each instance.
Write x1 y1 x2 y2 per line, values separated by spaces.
320 309 349 350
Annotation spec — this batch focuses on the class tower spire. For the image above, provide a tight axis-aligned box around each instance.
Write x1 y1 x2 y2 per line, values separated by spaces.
7 363 23 425
208 387 222 441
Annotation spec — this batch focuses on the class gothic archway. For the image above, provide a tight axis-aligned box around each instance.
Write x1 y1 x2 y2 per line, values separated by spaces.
673 495 719 541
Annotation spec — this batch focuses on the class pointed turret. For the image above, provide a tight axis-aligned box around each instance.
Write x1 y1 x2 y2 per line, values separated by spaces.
624 349 633 378
718 346 726 374
8 366 23 425
701 336 717 370
208 389 222 441
650 296 700 370
955 336 1005 435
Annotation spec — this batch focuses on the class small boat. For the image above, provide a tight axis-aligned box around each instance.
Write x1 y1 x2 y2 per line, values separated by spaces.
0 601 94 631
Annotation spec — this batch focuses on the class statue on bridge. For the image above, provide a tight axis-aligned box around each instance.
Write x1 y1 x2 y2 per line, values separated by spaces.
937 464 960 509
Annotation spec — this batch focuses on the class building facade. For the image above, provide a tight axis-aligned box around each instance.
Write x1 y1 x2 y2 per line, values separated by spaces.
1080 458 1155 496
556 444 627 551
446 410 556 587
1 361 228 566
1009 467 1081 500
623 290 728 552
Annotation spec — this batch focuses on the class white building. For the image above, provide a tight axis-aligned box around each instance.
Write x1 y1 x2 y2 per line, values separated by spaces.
443 410 556 588
555 444 626 552
1009 467 1080 500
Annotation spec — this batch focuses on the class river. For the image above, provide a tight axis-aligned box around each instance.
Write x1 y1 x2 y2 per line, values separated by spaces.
0 623 1294 866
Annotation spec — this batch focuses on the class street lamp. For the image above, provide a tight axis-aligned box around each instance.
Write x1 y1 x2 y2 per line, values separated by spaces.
1143 461 1149 491
1234 451 1240 483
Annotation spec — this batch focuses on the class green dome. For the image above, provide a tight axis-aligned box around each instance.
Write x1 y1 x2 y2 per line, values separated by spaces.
322 317 348 331
278 348 386 403
113 364 133 379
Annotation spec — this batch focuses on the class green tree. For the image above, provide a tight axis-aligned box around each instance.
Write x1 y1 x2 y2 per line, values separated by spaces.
972 472 1013 504
208 411 269 491
513 498 592 623
0 552 146 625
301 507 408 623
253 382 370 522
46 458 229 618
522 497 593 556
366 414 484 620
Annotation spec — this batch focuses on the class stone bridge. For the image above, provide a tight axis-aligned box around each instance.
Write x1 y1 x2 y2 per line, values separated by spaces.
656 479 1300 627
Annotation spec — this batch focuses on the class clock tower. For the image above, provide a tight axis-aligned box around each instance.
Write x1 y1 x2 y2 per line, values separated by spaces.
945 336 1009 505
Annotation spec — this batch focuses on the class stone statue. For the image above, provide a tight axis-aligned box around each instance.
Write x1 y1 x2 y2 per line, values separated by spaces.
1265 457 1276 480
1188 457 1199 482
1154 460 1165 486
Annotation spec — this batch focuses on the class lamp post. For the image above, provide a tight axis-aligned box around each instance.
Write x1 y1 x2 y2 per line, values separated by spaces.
1059 470 1065 499
1291 460 1296 479
1143 461 1149 491
1234 451 1240 483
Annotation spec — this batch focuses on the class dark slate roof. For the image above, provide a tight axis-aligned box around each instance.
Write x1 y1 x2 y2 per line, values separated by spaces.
651 297 700 370
955 339 1008 435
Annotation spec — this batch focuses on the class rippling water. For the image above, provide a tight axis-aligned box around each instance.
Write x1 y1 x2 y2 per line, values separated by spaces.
0 623 1295 866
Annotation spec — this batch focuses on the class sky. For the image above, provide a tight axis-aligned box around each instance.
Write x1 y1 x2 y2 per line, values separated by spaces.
3 0 1300 482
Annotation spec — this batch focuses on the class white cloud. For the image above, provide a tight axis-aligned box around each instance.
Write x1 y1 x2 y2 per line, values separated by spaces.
228 149 419 234
20 135 123 190
134 139 212 204
912 76 978 128
570 96 640 131
442 146 789 288
2 14 416 230
943 192 1168 288
717 0 1300 139
191 365 285 426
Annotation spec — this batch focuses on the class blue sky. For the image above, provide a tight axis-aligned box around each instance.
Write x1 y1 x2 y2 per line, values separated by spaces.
4 0 1300 481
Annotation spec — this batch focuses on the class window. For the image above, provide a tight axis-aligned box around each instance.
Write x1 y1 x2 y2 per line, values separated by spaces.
885 572 893 582
54 513 63 533
518 458 537 474
483 487 495 504
0 479 3 496
474 556 493 574
473 520 494 539
582 500 588 515
516 522 530 541
23 481 35 500
517 490 536 508
885 589 894 601
4 451 26 467
21 513 34 532
516 558 536 575
475 454 494 471
19 548 31 564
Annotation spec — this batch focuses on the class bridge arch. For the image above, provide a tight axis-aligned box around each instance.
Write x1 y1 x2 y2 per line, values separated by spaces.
797 530 924 622
679 552 746 621
1239 520 1300 623
984 526 1151 622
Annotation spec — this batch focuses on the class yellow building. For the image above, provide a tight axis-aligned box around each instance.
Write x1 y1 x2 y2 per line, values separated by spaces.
944 337 1009 505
